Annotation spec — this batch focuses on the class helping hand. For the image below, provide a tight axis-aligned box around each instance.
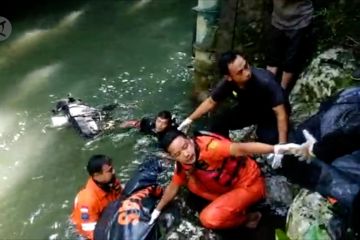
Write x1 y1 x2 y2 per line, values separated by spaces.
177 118 192 133
293 129 317 163
268 153 284 169
148 209 161 225
273 143 302 155
269 143 301 169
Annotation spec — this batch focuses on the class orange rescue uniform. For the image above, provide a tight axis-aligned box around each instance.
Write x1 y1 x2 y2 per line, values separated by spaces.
71 178 122 239
172 134 266 229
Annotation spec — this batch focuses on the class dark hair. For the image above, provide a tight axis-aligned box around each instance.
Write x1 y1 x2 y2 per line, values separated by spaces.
158 129 185 151
55 99 69 111
218 50 245 76
87 154 112 176
157 110 172 122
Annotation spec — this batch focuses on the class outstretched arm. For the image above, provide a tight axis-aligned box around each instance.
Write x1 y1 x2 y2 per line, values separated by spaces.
230 142 274 156
154 181 180 211
273 104 288 143
119 120 140 129
149 179 181 224
229 141 300 157
188 97 217 121
178 97 218 132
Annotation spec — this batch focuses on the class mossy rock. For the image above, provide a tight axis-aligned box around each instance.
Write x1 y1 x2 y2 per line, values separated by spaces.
290 47 357 123
286 189 339 240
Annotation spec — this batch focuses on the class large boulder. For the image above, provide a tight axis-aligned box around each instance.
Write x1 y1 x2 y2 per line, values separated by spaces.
285 189 344 240
290 47 357 123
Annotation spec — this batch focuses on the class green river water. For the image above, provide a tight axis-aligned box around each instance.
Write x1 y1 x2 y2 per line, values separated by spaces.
0 0 194 238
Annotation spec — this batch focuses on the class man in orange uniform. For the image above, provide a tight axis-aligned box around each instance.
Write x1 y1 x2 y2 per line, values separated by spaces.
71 155 122 239
148 129 299 229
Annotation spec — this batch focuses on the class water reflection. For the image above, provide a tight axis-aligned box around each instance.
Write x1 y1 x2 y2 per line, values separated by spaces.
0 0 194 238
0 11 83 69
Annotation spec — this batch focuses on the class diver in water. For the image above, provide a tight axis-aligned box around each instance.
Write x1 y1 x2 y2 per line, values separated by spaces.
51 96 118 138
71 154 122 240
119 110 178 139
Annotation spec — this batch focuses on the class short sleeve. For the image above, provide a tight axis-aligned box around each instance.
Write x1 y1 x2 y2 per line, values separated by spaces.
196 136 232 168
269 82 285 107
204 138 232 163
211 79 233 102
260 69 285 107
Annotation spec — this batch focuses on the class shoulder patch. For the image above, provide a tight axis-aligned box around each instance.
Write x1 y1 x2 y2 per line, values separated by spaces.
208 140 219 150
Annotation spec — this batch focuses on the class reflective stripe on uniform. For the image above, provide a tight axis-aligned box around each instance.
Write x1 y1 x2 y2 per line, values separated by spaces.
81 222 97 231
74 194 79 206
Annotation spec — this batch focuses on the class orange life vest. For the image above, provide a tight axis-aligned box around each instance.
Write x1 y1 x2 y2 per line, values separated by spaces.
187 132 245 189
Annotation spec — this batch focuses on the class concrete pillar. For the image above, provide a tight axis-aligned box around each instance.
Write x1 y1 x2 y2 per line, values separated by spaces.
191 0 220 101
193 0 219 74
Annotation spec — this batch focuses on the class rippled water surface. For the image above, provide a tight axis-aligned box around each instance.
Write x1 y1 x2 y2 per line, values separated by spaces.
0 1 194 238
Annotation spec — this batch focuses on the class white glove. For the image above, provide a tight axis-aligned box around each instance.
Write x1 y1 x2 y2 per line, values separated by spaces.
273 143 302 155
148 209 161 225
268 153 284 169
294 129 317 163
177 118 192 133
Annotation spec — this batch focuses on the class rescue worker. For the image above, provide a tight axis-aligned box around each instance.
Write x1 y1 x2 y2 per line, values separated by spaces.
148 129 300 229
71 155 122 239
119 110 177 138
178 51 289 144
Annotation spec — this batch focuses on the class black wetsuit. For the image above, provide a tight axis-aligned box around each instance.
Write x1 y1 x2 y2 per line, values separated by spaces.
139 117 178 139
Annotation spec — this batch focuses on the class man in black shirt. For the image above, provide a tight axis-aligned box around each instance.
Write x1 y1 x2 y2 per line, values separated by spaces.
119 110 176 138
178 51 289 144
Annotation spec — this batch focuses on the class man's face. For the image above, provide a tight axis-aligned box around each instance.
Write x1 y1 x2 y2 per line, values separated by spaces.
93 164 115 183
167 135 196 165
227 55 251 85
155 117 169 133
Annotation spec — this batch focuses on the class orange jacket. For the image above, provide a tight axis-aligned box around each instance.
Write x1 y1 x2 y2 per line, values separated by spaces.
71 178 122 239
172 134 261 200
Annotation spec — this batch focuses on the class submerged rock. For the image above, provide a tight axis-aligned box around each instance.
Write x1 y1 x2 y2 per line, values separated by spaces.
265 176 295 216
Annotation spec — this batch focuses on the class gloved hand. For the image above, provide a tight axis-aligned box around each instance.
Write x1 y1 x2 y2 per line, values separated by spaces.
148 209 161 225
177 118 192 133
267 153 284 169
273 143 302 155
268 143 301 169
293 129 317 163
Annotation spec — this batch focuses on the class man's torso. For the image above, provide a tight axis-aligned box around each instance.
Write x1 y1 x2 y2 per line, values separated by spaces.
211 67 284 115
